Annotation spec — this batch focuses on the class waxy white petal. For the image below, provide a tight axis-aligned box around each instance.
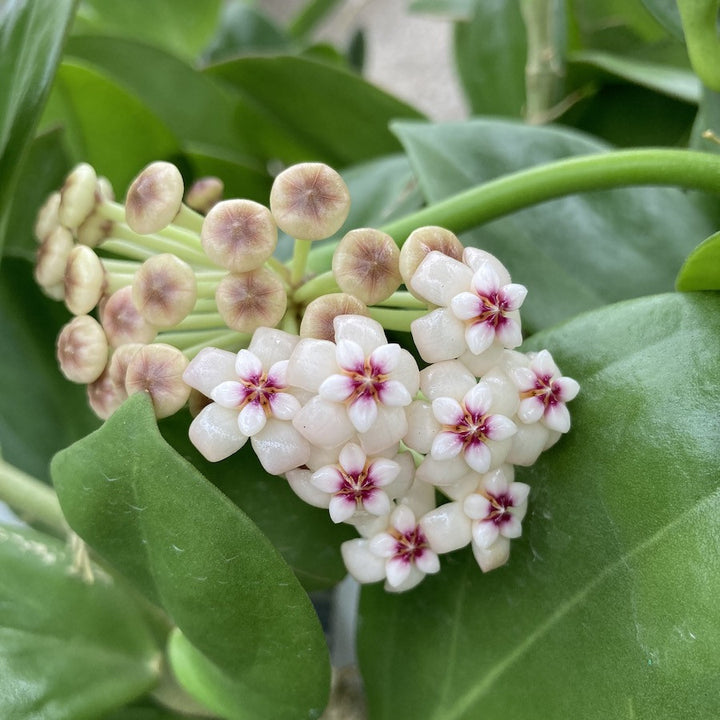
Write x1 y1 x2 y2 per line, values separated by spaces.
369 343 400 374
472 536 511 572
471 262 501 296
450 292 482 321
463 248 512 284
183 347 237 397
509 365 537 392
465 321 496 355
385 556 412 588
555 376 580 402
360 405 407 454
319 373 355 402
211 380 246 408
414 549 440 575
391 504 417 535
420 502 472 553
363 489 392 517
410 251 474 306
338 443 366 475
506 423 549 466
336 338 365 372
415 455 467 486
369 532 398 558
530 349 560 378
486 414 517 441
367 458 400 487
251 419 310 475
266 359 288 387
329 495 358 523
494 317 523 349
463 493 493 521
235 348 263 381
341 539 387 583
292 396 355 448
286 338 338 391
378 380 411 407
432 396 464 425
267 391 301 420
238 401 267 436
248 326 299 367
311 466 345 493
501 514 523 539
544 401 571 433
420 359 475 401
347 395 378 433
286 468 331 508
501 283 528 310
431 431 464 461
518 396 545 424
393 350 421 397
472 519 500 548
463 441 491 473
403 400 439 454
189 403 247 462
410 308 466 363
463 382 492 417
333 315 386 356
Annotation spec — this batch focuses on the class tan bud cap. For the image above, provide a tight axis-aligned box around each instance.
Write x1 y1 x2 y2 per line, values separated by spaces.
215 267 287 332
132 253 197 328
125 342 190 419
332 228 402 305
101 286 158 347
64 245 107 315
300 293 369 341
125 161 184 234
270 163 350 240
186 176 223 214
201 199 277 272
87 368 125 420
35 226 74 288
34 191 61 242
59 163 99 229
56 315 109 384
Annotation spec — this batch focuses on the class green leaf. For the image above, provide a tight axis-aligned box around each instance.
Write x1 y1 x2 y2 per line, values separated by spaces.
691 87 720 154
159 410 354 592
206 55 424 167
569 49 701 102
393 118 716 331
0 0 76 256
640 0 685 40
0 522 160 719
0 258 99 482
4 127 69 262
410 0 475 20
51 393 330 717
453 0 527 116
42 60 180 193
359 291 720 720
73 0 222 62
64 35 254 159
288 0 344 40
676 230 720 290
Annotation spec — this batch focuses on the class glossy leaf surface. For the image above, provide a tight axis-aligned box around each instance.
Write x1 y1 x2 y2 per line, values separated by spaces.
51 393 330 718
393 118 716 331
0 0 76 255
0 522 160 719
359 291 720 720
676 230 720 290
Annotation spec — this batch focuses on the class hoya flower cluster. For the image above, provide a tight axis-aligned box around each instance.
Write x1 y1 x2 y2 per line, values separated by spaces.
34 159 578 593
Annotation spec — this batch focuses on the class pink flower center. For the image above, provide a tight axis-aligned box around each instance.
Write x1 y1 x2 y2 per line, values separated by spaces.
482 492 514 527
520 373 561 408
441 404 492 449
342 358 389 405
238 371 285 415
472 290 511 328
391 525 431 565
336 462 377 504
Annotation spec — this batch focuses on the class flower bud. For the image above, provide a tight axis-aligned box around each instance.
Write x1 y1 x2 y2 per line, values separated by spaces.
124 342 190 418
56 315 108 384
125 161 184 234
299 293 369 340
101 286 158 347
34 191 61 242
332 228 402 305
399 226 464 298
109 343 144 389
132 253 197 328
215 267 287 332
269 162 350 240
59 163 99 229
201 199 277 272
64 245 107 315
76 212 113 248
87 368 125 420
186 176 223 214
34 226 73 288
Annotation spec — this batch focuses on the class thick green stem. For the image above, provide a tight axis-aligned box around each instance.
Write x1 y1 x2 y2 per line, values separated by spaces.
677 0 720 92
368 307 426 332
0 459 66 535
291 239 313 287
380 149 720 244
375 291 428 310
293 270 340 304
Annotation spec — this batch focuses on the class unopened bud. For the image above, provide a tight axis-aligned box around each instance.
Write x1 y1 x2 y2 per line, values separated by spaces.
56 315 108 384
269 163 350 240
215 267 287 332
101 286 158 347
399 226 464 298
108 342 144 390
125 161 184 235
97 176 115 202
332 228 401 305
300 293 369 341
132 253 197 328
76 212 113 248
201 199 277 272
87 368 124 420
124 342 190 418
188 387 212 417
34 191 61 242
64 245 107 315
35 226 74 288
186 176 223 214
59 163 98 229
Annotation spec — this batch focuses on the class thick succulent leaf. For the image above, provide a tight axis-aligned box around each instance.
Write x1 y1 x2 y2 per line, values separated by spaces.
0 258 99 482
453 0 527 116
42 60 179 193
51 393 330 717
569 49 700 102
0 522 160 719
393 119 717 331
64 35 253 158
72 0 222 62
186 150 272 205
359 291 720 720
0 0 76 256
206 55 423 167
159 410 354 592
676 230 720 290
640 0 685 40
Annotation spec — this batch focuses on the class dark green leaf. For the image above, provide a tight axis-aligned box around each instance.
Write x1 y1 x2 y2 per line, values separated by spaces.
4 127 69 262
676 230 720 290
289 0 343 40
640 0 685 40
73 0 222 62
51 393 330 716
0 0 76 256
454 0 527 116
186 150 272 205
64 35 254 159
42 60 180 193
410 0 475 20
0 522 160 719
359 291 720 720
202 2 291 64
159 410 355 592
393 119 716 331
206 55 423 167
0 258 99 482
569 49 700 102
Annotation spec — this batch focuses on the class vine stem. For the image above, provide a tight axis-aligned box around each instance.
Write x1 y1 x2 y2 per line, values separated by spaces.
0 458 66 535
379 149 720 243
